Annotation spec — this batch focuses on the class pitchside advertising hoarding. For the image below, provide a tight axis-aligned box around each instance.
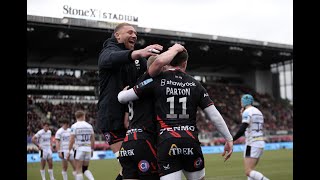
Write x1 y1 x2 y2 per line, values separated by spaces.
27 142 293 163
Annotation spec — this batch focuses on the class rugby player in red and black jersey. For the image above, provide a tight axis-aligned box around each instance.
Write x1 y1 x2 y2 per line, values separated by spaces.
118 49 233 180
97 22 163 179
119 44 186 180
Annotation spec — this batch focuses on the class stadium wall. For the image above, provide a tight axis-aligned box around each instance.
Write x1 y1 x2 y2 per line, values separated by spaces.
241 70 273 96
255 70 273 96
242 71 256 91
27 142 293 163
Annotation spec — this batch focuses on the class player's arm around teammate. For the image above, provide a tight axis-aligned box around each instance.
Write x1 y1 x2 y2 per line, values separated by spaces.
148 43 186 77
118 43 187 104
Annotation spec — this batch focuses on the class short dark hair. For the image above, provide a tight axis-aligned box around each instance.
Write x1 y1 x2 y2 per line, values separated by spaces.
75 110 86 119
59 118 70 124
114 22 133 33
169 50 188 67
42 121 50 126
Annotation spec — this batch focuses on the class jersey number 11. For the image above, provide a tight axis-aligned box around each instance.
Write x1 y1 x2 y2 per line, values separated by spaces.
166 96 189 119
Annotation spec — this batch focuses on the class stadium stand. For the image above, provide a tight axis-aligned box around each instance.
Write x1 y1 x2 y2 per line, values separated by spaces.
27 20 293 152
27 70 98 86
26 69 293 151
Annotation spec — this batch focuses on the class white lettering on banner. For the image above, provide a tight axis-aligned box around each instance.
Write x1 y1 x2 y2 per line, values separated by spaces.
62 5 138 23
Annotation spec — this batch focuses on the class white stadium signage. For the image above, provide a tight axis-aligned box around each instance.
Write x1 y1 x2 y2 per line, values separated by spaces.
62 5 138 24
27 0 139 25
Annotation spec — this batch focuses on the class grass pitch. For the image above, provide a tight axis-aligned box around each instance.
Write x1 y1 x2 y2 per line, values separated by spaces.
27 149 292 180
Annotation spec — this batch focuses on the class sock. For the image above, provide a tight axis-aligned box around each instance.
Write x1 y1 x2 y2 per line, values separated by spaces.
48 169 55 180
40 169 46 180
115 173 122 180
84 170 95 180
76 174 84 180
249 170 269 180
82 165 88 173
73 171 77 177
62 171 68 180
114 151 120 158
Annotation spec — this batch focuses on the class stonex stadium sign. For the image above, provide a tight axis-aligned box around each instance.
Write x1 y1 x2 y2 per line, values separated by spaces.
62 5 138 24
27 0 139 25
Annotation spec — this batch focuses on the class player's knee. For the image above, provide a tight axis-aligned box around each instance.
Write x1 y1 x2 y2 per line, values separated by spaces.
82 165 88 173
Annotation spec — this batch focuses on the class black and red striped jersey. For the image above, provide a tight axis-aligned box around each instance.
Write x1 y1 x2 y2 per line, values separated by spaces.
134 68 213 144
124 72 157 143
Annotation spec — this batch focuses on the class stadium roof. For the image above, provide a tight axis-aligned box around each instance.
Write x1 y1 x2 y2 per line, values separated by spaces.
27 16 293 73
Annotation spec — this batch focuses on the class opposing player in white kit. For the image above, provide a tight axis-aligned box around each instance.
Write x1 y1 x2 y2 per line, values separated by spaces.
32 121 56 180
67 110 95 180
55 119 77 180
233 94 269 180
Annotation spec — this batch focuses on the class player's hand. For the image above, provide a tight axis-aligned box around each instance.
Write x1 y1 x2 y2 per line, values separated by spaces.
123 86 129 91
37 145 42 151
141 44 163 57
66 152 70 160
169 43 186 53
222 141 233 162
132 44 163 60
59 152 63 159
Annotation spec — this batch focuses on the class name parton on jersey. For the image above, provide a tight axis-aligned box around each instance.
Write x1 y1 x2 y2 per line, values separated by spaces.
166 87 190 96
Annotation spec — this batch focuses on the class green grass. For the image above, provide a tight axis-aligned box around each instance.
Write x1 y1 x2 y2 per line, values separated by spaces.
27 149 292 180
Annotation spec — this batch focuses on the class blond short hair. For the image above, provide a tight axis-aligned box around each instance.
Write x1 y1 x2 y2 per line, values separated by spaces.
114 22 133 33
75 110 85 119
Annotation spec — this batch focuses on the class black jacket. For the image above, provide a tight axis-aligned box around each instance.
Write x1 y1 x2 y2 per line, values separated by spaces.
97 34 147 133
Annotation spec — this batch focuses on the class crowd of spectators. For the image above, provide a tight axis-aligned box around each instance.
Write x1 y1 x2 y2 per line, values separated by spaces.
27 96 42 139
34 101 97 135
27 70 98 86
